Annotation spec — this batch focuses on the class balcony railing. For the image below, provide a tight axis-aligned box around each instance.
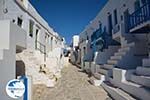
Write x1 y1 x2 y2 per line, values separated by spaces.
129 2 150 30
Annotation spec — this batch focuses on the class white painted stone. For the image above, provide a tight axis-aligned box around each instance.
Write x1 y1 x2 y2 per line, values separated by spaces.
107 59 118 65
90 75 105 86
113 68 126 82
103 64 114 70
102 82 136 100
143 58 150 67
110 55 122 60
121 81 150 100
91 62 96 74
136 67 150 76
84 61 90 72
109 78 150 100
131 74 150 88
95 64 101 73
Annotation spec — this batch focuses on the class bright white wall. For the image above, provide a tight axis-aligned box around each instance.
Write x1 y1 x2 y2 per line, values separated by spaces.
0 20 17 100
73 35 79 47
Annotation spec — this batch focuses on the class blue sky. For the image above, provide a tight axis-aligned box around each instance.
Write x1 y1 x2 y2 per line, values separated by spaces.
29 0 107 44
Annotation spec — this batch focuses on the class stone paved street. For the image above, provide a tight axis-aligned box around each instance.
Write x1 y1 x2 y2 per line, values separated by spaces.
33 63 109 100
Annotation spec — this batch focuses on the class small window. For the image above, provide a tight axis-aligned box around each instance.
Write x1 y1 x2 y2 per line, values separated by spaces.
29 20 34 37
17 17 23 27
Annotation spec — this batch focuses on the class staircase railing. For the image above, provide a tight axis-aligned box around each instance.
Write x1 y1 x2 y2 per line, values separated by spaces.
129 2 150 30
35 40 46 61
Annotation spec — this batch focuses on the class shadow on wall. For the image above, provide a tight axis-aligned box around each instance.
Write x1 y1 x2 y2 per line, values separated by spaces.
16 60 25 78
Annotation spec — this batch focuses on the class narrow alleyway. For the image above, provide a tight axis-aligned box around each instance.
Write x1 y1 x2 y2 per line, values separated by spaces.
33 63 109 100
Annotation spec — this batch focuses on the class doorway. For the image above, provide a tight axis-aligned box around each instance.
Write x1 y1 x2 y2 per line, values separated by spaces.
35 29 39 49
108 14 113 35
124 9 129 33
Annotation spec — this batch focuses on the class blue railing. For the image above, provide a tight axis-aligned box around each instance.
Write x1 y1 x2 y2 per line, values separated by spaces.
91 28 105 52
91 29 103 42
129 2 150 30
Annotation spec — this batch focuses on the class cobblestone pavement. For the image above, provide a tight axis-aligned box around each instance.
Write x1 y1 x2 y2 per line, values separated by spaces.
33 63 109 100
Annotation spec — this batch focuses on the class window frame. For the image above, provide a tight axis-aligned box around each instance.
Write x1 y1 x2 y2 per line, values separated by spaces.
29 20 34 37
17 17 23 28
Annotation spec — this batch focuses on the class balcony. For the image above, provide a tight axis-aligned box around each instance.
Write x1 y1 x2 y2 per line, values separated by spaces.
129 2 150 33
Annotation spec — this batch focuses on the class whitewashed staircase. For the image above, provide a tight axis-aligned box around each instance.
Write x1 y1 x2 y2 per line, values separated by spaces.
90 36 139 86
102 56 150 100
89 46 119 86
130 56 150 88
97 39 135 77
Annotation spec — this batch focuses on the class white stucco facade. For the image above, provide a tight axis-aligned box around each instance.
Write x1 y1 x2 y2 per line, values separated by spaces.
0 0 66 99
77 0 150 100
72 35 79 48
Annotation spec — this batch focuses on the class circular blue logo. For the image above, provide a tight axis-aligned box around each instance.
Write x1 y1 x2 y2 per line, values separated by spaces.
6 79 25 99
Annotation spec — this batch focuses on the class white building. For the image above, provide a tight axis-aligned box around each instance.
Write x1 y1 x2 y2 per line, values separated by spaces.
78 0 150 100
72 35 79 49
0 0 65 99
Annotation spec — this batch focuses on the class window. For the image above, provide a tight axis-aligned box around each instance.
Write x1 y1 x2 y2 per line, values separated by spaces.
134 0 140 11
35 29 39 49
17 17 23 27
45 33 49 43
55 40 57 44
29 20 34 37
108 14 113 35
50 37 53 51
113 9 118 25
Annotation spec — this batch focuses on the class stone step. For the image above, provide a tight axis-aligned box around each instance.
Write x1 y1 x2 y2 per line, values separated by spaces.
115 52 126 56
136 67 150 76
94 73 102 79
118 47 130 52
97 68 112 76
121 40 128 47
97 68 108 75
102 82 136 100
89 75 105 86
103 64 114 70
107 59 118 65
121 39 127 43
110 56 122 60
122 42 135 48
143 58 150 67
121 81 150 100
131 74 150 88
